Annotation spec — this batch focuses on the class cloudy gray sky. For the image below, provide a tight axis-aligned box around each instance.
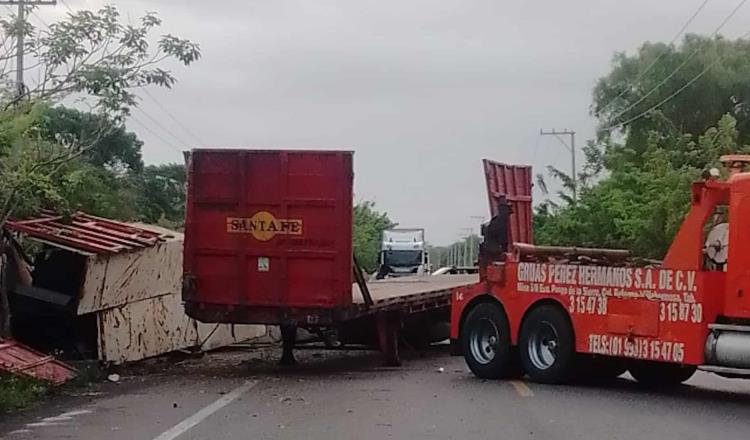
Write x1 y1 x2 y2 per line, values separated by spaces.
35 1 750 244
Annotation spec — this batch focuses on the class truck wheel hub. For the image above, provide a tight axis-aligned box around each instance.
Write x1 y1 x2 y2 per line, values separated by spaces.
469 318 501 365
528 321 559 370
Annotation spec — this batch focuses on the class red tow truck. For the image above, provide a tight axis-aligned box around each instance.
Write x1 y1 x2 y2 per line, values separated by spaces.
452 155 750 385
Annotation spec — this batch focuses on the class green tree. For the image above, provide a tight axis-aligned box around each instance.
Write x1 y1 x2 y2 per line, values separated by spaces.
537 116 743 259
592 35 750 157
536 34 750 259
0 6 199 227
38 106 144 173
0 6 200 116
353 201 395 273
134 163 186 226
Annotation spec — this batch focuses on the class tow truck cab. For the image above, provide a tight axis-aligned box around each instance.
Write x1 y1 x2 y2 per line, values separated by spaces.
452 155 750 386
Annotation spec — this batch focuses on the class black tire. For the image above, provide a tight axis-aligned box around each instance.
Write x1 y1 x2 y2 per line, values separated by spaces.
519 304 575 384
628 361 696 388
503 347 526 379
461 302 512 379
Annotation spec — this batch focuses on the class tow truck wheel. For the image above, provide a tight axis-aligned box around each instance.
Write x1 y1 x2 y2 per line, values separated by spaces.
461 302 511 379
628 361 696 387
519 305 575 384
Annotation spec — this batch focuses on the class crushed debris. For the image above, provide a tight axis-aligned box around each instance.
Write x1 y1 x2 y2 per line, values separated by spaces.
0 339 76 385
4 212 266 366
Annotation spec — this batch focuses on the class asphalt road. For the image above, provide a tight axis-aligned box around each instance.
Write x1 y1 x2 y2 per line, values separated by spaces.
2 347 750 440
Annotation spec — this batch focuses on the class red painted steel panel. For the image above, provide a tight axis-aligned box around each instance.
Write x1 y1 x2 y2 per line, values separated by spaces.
482 159 532 244
0 340 76 385
183 149 354 318
5 212 164 254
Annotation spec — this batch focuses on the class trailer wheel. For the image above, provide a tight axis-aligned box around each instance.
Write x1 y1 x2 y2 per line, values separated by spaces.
628 361 696 388
461 302 511 379
519 305 575 384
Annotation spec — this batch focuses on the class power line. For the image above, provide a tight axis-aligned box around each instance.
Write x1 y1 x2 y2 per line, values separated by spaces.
540 129 577 202
135 105 192 149
130 112 183 155
609 0 748 129
0 0 57 98
29 9 49 29
58 0 72 14
142 88 205 146
609 29 750 131
597 0 711 115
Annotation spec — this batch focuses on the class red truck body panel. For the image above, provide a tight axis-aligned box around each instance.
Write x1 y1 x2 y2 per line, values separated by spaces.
451 262 722 366
183 149 354 319
482 159 532 244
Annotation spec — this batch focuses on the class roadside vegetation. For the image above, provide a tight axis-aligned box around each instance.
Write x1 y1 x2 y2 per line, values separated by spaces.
0 374 47 413
0 5 199 411
535 35 750 259
353 201 396 273
0 5 200 229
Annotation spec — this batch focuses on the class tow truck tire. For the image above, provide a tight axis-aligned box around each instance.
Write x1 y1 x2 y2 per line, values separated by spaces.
461 302 512 379
628 361 696 387
519 304 575 384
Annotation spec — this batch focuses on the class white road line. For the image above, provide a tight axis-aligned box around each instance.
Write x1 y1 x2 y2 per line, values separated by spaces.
151 381 258 440
25 422 67 428
59 409 92 417
510 380 535 397
40 415 73 422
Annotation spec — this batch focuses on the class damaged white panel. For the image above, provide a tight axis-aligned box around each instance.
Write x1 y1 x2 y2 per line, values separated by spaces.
196 322 266 352
98 292 265 364
78 235 183 315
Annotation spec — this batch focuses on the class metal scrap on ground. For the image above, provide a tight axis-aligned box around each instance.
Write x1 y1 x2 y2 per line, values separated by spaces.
0 339 76 385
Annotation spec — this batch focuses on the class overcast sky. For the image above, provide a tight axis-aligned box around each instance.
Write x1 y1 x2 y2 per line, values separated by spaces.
34 1 750 244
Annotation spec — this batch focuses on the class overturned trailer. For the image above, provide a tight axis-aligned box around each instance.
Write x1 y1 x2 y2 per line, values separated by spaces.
5 213 265 364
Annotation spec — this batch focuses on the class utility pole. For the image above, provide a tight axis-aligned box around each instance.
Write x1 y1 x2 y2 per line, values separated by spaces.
461 228 472 267
470 215 485 265
540 128 577 203
0 0 57 97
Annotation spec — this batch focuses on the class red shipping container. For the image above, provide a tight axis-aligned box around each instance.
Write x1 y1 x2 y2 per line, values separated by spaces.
183 149 354 324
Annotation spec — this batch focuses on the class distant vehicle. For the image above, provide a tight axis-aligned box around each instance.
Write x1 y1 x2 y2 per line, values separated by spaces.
377 228 429 279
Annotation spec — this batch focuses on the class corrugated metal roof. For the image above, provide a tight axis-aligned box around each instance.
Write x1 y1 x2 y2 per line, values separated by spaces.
0 339 77 385
5 212 165 255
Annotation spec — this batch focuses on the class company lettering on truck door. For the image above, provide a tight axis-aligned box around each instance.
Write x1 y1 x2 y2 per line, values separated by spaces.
516 263 702 323
227 211 303 241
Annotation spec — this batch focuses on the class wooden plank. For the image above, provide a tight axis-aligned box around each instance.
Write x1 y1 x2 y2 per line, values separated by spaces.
352 274 478 305
97 292 266 364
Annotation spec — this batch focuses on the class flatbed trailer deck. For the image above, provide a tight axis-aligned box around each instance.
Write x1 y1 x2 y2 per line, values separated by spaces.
182 149 477 365
352 274 478 307
186 274 478 324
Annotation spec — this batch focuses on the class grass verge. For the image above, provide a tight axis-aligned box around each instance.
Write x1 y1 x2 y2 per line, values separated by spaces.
0 374 48 413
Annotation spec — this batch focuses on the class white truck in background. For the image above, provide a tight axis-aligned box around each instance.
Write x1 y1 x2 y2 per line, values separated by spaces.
376 228 430 279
